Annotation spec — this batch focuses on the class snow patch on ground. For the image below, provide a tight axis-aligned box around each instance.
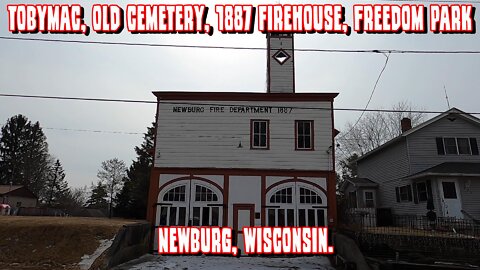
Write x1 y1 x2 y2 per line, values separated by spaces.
78 238 114 270
118 255 334 270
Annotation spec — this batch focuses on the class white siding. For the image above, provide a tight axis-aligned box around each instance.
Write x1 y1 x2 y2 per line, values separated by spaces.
268 36 294 93
357 115 480 215
155 101 333 170
228 176 262 227
407 117 480 174
459 177 480 220
266 176 290 187
357 140 415 214
301 177 327 191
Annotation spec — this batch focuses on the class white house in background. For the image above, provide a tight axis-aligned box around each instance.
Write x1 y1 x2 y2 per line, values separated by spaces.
146 33 339 252
0 185 38 209
355 108 480 220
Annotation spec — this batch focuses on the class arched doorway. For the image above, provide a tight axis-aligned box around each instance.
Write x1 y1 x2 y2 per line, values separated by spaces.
266 181 327 226
156 178 223 227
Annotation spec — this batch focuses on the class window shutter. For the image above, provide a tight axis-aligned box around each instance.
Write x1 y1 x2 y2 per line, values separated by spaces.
395 187 400 202
436 137 445 155
426 180 433 206
407 185 413 201
470 138 479 155
412 183 419 204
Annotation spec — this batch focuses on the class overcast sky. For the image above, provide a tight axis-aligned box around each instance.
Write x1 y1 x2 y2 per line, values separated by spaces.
1 0 479 188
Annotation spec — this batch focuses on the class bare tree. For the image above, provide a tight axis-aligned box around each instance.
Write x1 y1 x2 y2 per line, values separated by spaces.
97 158 127 218
58 186 89 212
337 101 426 157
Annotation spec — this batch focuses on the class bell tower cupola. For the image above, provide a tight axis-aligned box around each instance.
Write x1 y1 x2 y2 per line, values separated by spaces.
267 33 295 93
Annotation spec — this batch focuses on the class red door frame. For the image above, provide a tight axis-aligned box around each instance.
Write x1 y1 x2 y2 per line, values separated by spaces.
232 204 255 246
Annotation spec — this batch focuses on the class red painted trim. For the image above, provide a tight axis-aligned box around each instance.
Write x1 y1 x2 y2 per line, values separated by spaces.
158 176 224 196
250 119 270 150
265 178 328 196
261 176 266 226
294 120 315 151
146 101 160 226
152 167 331 177
331 101 335 167
329 101 337 227
149 168 337 228
153 92 338 101
327 172 337 227
146 169 160 252
146 169 160 229
292 35 296 93
223 175 229 226
232 204 255 245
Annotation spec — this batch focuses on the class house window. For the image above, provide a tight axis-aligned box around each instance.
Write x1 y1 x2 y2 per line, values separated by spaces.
416 182 429 202
295 120 314 150
251 120 269 149
399 186 410 201
396 185 412 202
364 191 375 208
442 182 457 199
457 138 471 154
444 138 458 154
436 137 478 155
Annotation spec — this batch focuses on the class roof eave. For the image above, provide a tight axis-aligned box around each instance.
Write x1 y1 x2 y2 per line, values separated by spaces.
404 172 480 180
152 91 339 101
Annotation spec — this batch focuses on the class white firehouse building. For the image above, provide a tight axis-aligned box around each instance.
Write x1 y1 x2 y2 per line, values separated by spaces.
146 33 339 251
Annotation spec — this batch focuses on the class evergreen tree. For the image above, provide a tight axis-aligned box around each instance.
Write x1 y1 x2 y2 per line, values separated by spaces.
115 123 154 219
0 114 52 196
44 159 69 206
87 181 108 209
97 158 127 218
114 177 133 217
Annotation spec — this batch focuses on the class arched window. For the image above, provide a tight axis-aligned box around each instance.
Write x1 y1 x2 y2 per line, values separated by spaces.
299 187 322 204
270 187 293 203
195 185 218 202
163 185 186 201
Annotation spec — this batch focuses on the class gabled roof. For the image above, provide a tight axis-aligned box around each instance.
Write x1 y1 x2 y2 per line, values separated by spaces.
340 177 378 191
357 108 480 162
0 185 37 198
403 162 480 180
0 185 24 195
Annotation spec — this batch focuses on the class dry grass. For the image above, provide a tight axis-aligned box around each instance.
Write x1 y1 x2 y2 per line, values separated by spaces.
0 216 138 270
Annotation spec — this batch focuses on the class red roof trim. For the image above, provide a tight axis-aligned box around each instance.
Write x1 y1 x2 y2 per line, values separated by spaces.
152 91 338 102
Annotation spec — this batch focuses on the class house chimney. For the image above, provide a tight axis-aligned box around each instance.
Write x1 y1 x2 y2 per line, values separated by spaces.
401 118 412 133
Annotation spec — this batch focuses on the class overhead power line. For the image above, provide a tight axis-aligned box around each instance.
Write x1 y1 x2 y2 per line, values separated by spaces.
338 52 391 139
1 92 479 115
0 93 156 104
44 127 143 135
1 36 480 54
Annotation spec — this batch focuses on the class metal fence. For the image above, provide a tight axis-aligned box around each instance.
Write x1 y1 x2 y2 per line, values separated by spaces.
344 212 480 239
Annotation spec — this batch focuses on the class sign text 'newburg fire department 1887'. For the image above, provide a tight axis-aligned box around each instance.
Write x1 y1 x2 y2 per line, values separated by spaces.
172 106 294 114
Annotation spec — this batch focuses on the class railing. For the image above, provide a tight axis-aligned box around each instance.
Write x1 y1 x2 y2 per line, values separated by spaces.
343 213 480 239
